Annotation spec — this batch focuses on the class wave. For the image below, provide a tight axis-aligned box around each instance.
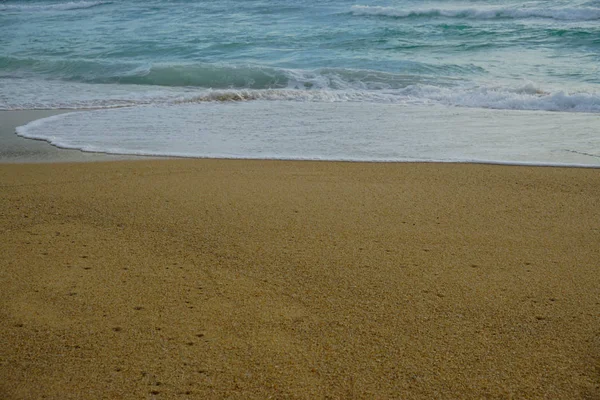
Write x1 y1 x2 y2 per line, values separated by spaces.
171 88 400 104
94 64 292 89
405 83 600 113
0 57 480 89
15 102 600 167
351 5 600 21
4 80 599 113
172 84 600 113
1 58 599 113
0 1 110 12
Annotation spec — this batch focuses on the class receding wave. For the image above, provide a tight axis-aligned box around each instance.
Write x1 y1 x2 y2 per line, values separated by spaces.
351 5 600 21
0 1 111 12
15 102 600 167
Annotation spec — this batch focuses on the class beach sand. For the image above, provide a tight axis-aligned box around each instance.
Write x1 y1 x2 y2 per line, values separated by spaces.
1 114 599 398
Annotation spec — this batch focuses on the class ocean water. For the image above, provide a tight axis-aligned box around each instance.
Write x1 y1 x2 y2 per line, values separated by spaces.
2 0 600 165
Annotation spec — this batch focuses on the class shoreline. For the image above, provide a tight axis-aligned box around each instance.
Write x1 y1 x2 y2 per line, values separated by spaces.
0 110 151 163
1 108 599 398
2 108 599 168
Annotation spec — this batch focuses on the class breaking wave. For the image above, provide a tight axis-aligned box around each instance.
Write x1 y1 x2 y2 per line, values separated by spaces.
0 57 479 89
0 1 111 12
2 76 599 113
176 84 600 113
351 5 600 21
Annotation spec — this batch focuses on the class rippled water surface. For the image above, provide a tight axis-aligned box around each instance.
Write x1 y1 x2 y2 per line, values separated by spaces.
2 0 600 164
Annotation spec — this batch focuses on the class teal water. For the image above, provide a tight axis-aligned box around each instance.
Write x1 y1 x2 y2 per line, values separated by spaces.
2 0 600 164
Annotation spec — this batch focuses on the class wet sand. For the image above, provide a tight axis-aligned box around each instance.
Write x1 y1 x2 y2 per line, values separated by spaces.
0 110 148 163
1 152 599 398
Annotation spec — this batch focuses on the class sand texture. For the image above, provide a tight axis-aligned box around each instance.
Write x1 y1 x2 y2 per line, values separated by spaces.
1 159 599 399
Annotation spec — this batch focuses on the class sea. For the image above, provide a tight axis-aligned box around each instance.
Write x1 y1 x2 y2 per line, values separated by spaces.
1 0 600 165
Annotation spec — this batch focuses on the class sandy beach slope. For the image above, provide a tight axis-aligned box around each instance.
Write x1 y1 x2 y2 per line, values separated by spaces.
1 157 599 399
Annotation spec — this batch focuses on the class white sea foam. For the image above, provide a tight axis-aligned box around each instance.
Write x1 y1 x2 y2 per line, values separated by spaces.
172 85 600 113
400 83 600 113
15 102 600 167
351 5 600 21
0 79 194 110
0 1 110 12
2 76 600 113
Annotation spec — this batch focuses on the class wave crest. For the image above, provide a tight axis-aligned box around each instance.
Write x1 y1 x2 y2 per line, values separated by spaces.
171 84 600 113
0 57 477 89
0 1 111 12
408 84 600 113
351 5 600 21
2 67 599 113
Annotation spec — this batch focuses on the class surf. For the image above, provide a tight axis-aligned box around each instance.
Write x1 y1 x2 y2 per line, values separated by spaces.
350 5 600 21
0 1 111 12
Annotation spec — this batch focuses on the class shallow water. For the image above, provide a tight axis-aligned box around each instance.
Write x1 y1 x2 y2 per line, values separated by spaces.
2 0 600 164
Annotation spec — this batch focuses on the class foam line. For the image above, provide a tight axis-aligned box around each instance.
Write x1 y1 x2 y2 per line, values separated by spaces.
351 5 600 21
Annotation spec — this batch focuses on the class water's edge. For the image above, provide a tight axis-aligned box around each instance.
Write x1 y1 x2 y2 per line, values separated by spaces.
0 110 153 163
10 107 600 168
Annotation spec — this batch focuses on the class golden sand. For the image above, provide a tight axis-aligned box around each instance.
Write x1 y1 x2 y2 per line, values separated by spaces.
1 159 599 399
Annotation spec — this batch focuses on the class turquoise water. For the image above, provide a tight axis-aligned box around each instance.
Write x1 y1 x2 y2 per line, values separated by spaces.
2 0 600 164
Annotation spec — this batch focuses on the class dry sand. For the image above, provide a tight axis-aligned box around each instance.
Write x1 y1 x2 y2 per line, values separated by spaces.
1 157 599 399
